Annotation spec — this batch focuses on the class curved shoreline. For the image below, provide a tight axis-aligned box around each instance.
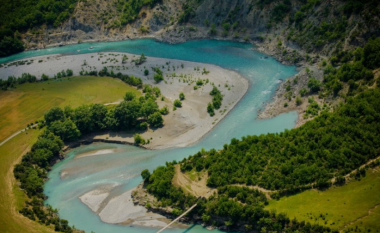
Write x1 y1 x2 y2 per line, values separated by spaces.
3 39 296 233
0 52 248 151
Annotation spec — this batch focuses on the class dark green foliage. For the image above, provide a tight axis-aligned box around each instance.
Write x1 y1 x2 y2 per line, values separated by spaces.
44 107 65 126
179 92 185 100
141 169 151 180
0 36 24 57
90 104 108 130
117 0 161 25
207 103 215 116
41 74 49 81
179 89 380 191
14 129 73 232
323 39 377 95
113 100 142 129
174 99 182 108
80 67 143 88
1 73 37 90
300 88 308 97
178 3 195 23
146 84 380 231
272 2 291 22
141 99 159 119
363 38 380 69
307 78 322 93
160 106 169 115
305 98 320 117
154 72 164 83
134 133 145 145
0 0 78 56
133 53 147 65
148 112 163 128
146 162 334 232
48 119 81 141
343 0 364 15
145 163 197 208
13 68 164 232
209 86 223 110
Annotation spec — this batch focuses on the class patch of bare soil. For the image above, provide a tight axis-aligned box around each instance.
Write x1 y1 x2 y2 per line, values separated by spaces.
172 165 216 198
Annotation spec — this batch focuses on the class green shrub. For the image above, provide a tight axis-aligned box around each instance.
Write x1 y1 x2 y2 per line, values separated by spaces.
207 103 215 116
174 99 182 108
148 112 163 128
160 106 169 115
179 92 185 100
134 133 145 145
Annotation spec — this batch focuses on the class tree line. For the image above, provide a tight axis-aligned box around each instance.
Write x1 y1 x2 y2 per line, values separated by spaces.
45 86 164 143
13 70 164 232
143 162 336 232
323 37 380 97
0 69 74 90
14 130 74 232
180 88 380 192
144 87 380 232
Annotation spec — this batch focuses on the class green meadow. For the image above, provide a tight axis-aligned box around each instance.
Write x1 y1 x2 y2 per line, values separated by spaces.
0 76 139 143
266 168 380 232
0 76 139 232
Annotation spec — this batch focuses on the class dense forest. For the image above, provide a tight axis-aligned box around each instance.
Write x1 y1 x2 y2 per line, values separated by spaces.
0 0 77 57
143 38 380 231
144 87 380 232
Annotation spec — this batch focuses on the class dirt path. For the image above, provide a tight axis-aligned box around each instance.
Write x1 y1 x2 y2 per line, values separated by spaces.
0 124 37 148
340 203 380 232
172 165 215 198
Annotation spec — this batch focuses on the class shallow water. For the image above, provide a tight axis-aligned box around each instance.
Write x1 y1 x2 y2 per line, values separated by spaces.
9 39 298 233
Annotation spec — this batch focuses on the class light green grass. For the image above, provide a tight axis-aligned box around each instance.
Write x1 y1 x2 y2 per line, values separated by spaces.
0 129 56 233
0 76 139 143
266 168 380 232
0 76 140 233
349 205 380 232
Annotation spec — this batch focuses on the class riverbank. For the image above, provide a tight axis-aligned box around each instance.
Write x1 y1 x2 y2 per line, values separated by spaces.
0 52 248 151
7 25 319 127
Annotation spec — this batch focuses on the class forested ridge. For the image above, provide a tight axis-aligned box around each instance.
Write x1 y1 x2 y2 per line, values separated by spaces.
143 87 380 232
0 0 77 57
143 38 380 232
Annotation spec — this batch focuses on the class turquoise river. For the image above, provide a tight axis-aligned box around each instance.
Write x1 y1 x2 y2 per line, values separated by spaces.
2 39 298 233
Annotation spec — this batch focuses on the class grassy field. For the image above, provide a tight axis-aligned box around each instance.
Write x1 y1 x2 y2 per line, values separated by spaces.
0 129 56 233
0 76 140 232
266 168 380 232
0 76 139 143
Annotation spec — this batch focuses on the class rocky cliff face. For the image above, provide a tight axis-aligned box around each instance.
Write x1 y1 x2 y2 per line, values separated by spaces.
23 0 380 60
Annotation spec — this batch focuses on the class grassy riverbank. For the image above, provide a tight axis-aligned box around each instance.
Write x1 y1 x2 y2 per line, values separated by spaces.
0 76 139 143
0 129 56 233
266 168 380 232
0 76 139 232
